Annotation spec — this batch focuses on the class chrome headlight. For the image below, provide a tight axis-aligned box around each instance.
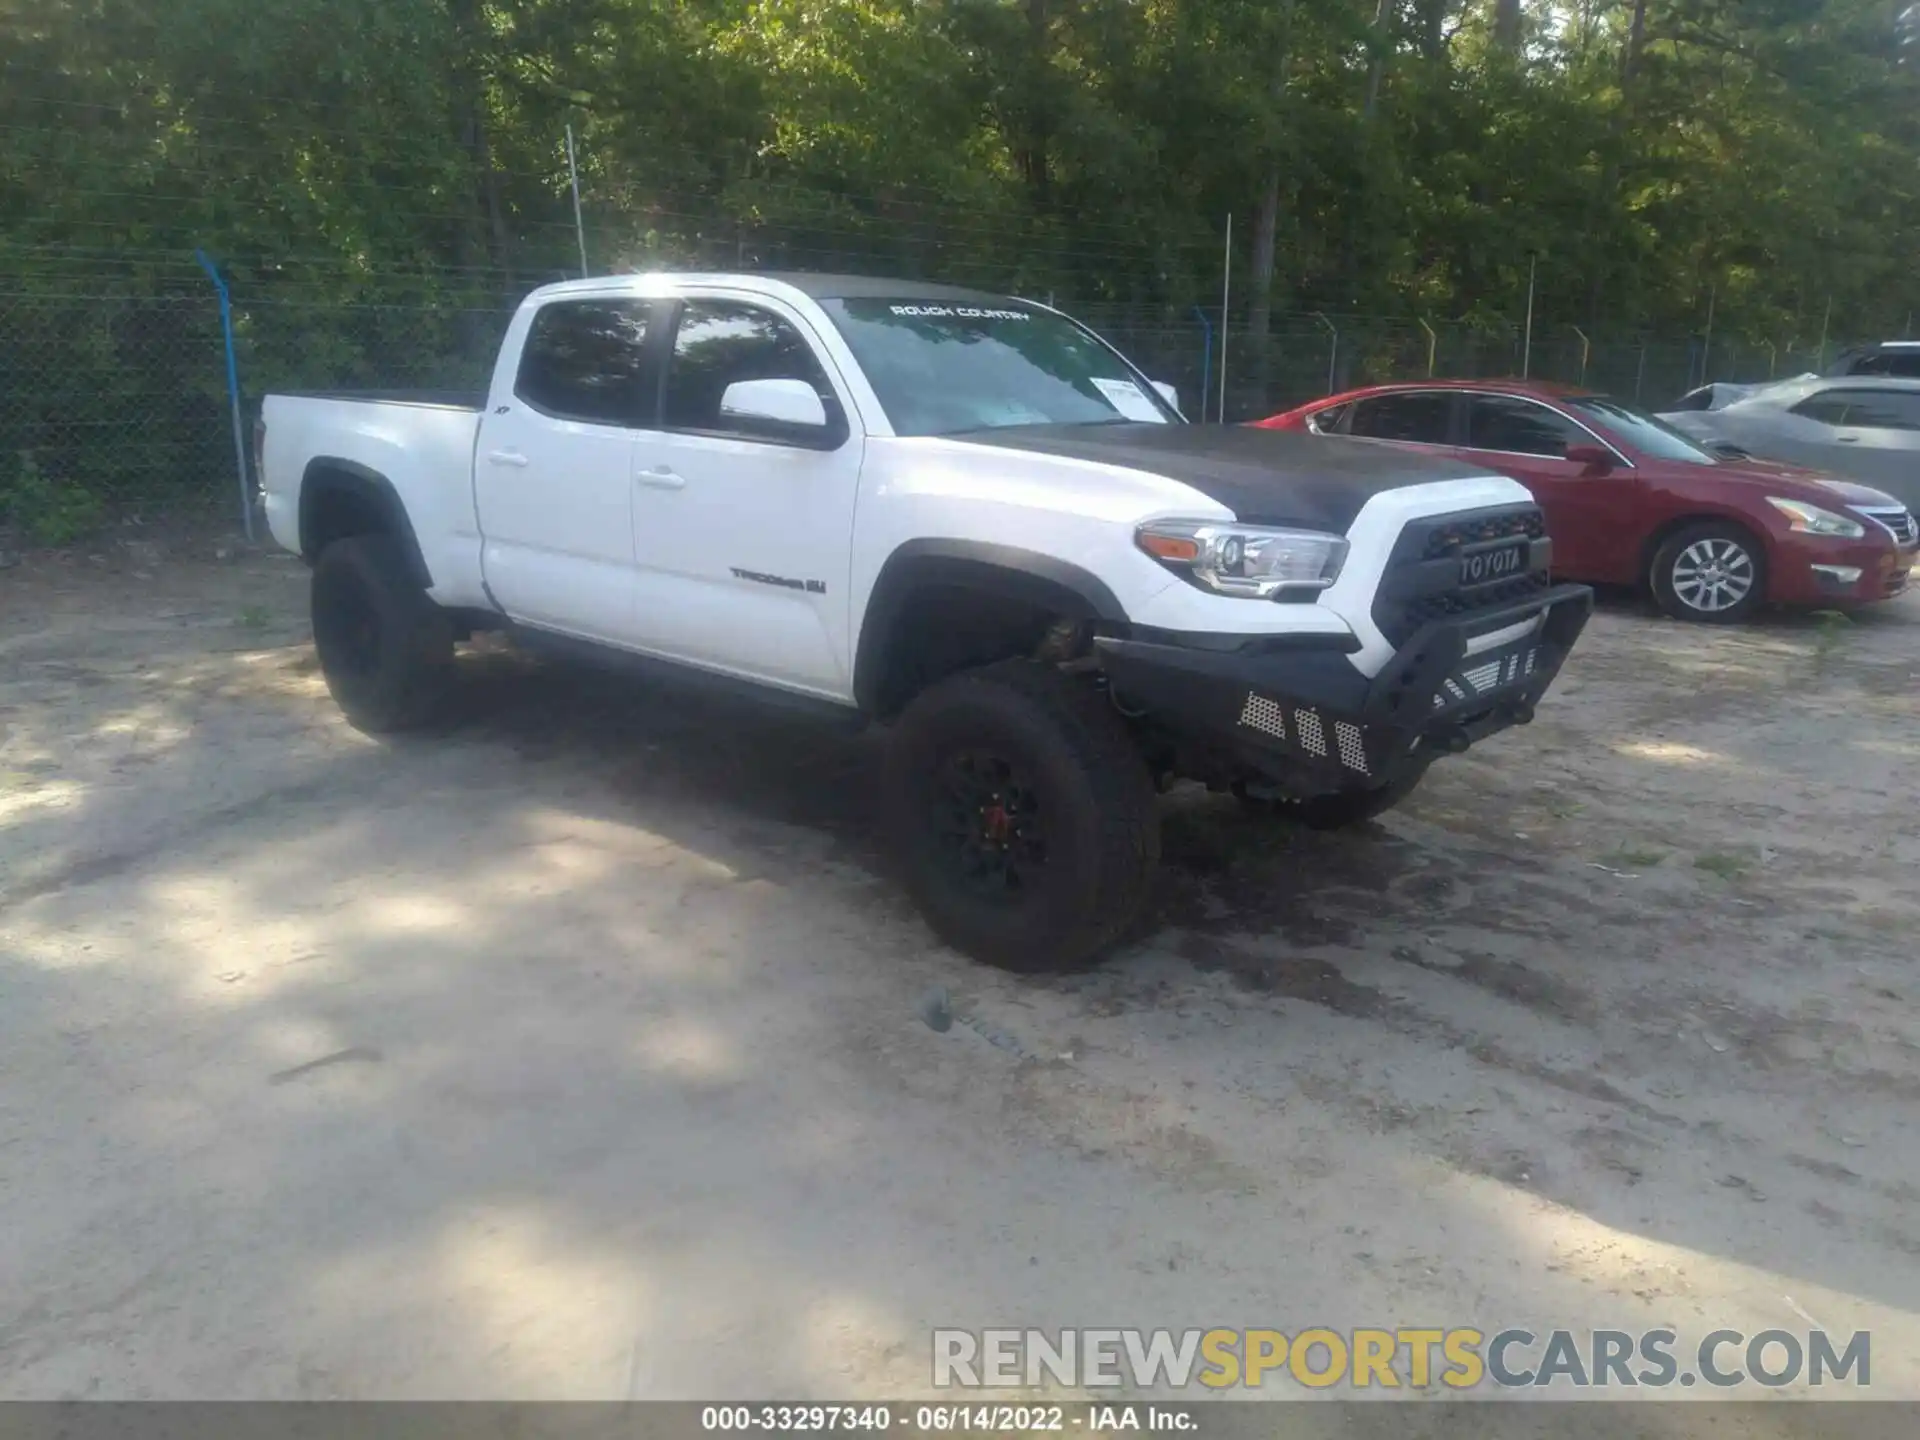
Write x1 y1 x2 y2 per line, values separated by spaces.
1766 497 1865 538
1136 519 1349 598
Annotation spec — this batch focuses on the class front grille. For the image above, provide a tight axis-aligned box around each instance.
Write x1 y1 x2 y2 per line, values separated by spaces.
1374 503 1552 646
1402 570 1552 629
1421 508 1546 558
1858 506 1918 547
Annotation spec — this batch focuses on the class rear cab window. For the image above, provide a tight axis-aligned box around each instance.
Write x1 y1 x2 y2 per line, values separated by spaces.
514 300 657 424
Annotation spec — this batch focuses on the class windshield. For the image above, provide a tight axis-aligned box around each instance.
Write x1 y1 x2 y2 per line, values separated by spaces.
819 298 1179 436
1565 396 1718 463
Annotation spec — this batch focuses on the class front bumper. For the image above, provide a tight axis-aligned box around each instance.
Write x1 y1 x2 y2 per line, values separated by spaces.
1771 537 1916 605
1095 583 1594 795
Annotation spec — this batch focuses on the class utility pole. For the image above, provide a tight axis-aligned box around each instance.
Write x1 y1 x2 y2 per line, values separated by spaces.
1219 214 1232 423
565 124 589 278
1521 254 1537 378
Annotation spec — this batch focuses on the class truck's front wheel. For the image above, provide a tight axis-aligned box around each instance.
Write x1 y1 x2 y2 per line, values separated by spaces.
885 661 1159 972
311 534 454 733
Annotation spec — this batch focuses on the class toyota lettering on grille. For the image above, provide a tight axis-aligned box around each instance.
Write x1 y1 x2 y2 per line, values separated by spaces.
1460 540 1528 586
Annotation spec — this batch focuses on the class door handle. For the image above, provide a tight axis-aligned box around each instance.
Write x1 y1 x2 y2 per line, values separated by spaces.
1836 434 1861 444
636 466 686 490
486 449 530 468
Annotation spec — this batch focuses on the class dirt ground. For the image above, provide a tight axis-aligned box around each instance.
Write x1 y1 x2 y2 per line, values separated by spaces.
2 531 1918 1413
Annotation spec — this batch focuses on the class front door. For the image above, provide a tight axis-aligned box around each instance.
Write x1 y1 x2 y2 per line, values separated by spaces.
1456 393 1639 582
627 294 866 700
474 297 661 643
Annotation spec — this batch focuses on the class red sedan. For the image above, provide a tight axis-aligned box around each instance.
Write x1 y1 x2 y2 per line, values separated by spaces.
1257 380 1918 622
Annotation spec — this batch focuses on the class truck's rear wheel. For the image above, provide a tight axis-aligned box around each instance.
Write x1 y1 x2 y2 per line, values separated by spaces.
311 534 454 733
885 661 1159 972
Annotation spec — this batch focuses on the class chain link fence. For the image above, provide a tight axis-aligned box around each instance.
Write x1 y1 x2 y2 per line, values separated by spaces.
0 280 233 544
0 245 1883 551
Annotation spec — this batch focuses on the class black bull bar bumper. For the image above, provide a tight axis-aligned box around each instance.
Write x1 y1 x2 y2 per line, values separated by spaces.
1094 584 1594 791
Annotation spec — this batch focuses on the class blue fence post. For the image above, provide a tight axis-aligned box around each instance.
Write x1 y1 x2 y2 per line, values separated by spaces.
194 249 254 541
1192 305 1213 423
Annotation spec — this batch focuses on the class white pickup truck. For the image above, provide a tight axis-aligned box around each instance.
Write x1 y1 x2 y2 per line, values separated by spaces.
259 272 1591 970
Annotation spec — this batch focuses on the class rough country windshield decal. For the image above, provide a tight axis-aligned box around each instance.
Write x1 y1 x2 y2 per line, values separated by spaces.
887 304 1032 321
821 297 1178 436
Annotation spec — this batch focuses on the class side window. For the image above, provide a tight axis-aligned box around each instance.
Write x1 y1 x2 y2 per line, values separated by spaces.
1465 395 1587 457
1791 389 1920 429
514 300 654 424
663 300 835 436
1307 402 1351 434
1791 391 1853 425
1347 392 1453 443
1831 389 1920 430
1845 351 1920 378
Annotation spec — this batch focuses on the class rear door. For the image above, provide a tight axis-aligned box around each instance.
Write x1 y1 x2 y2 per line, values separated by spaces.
1457 393 1637 581
1338 390 1460 454
625 293 865 699
475 297 663 642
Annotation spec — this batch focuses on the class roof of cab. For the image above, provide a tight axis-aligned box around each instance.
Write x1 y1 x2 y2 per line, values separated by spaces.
529 270 1018 306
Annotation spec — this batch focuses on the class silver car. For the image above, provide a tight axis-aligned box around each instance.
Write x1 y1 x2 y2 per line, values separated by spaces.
1659 375 1920 512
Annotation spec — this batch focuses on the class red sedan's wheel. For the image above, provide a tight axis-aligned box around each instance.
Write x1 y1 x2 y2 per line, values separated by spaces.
1651 522 1766 624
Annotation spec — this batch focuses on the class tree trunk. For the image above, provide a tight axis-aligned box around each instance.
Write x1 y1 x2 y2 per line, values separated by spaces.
1363 0 1394 118
447 0 514 297
1022 0 1053 204
1249 162 1281 342
1622 0 1649 89
1245 3 1296 414
1493 0 1522 53
1586 0 1649 327
1416 0 1447 61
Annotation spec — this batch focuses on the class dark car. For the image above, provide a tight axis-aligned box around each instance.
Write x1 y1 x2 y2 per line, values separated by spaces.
1828 342 1920 378
1257 379 1917 623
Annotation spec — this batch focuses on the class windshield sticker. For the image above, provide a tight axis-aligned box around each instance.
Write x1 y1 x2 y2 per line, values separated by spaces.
888 304 1032 320
1090 377 1167 423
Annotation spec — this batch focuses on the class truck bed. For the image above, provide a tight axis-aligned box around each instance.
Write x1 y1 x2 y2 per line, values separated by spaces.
270 389 485 411
259 390 487 604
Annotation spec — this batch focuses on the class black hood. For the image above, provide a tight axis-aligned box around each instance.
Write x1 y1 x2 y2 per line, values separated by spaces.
949 423 1502 530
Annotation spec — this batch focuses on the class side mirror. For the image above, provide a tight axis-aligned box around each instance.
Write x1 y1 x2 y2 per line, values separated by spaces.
1151 380 1181 413
1564 443 1614 475
720 377 830 434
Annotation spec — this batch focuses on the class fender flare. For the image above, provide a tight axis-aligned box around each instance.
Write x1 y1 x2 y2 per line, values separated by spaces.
299 458 434 589
851 539 1128 715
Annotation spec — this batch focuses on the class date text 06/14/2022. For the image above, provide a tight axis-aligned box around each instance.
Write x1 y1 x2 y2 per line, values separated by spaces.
698 1406 1195 1433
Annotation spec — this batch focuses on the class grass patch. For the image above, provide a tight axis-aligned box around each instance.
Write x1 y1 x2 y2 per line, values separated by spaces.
1 453 103 547
1693 851 1751 881
1599 845 1666 870
235 604 269 629
1811 609 1852 673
